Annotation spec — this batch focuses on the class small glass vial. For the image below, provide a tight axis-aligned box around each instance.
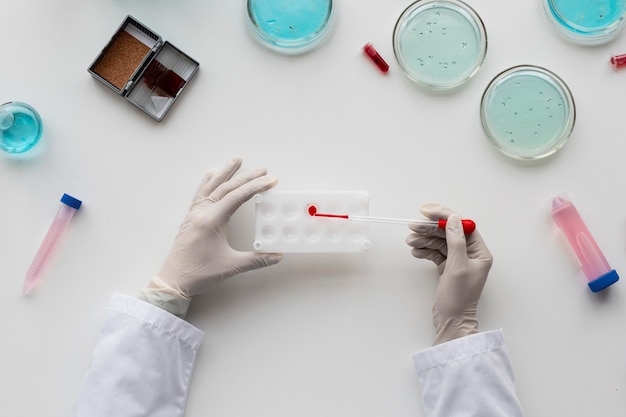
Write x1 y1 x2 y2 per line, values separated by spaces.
0 102 43 154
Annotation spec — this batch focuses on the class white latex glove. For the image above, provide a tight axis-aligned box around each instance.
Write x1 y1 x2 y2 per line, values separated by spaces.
405 204 493 345
140 158 283 317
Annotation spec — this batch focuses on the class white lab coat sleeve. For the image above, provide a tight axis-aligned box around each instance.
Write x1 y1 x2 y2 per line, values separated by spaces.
412 329 525 417
73 293 204 417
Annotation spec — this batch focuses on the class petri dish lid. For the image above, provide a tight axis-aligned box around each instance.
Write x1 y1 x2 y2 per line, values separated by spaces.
543 0 626 45
480 65 576 161
245 0 334 54
392 0 487 92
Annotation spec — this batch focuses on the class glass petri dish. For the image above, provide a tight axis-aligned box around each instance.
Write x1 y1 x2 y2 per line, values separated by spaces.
392 0 487 92
542 0 626 45
246 0 334 54
480 65 576 161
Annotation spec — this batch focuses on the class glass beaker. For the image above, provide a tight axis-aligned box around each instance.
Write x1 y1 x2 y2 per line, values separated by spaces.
0 101 43 154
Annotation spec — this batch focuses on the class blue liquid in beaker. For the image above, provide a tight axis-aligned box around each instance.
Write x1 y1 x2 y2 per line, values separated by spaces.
247 0 333 51
0 102 43 154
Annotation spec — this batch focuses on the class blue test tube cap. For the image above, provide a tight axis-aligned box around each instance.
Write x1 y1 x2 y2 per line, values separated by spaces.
60 193 82 210
588 269 619 293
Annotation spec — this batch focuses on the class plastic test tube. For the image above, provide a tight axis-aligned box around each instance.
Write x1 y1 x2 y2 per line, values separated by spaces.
551 195 619 292
23 193 82 294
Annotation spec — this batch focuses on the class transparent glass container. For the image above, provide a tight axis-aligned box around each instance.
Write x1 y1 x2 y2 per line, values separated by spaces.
246 0 335 54
480 65 576 161
542 0 626 45
392 0 487 92
0 101 43 154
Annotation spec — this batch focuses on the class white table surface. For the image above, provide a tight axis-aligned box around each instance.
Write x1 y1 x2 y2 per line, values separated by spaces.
2 1 626 416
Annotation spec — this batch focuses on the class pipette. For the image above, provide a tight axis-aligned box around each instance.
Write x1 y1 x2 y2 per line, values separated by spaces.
23 193 82 295
308 205 476 234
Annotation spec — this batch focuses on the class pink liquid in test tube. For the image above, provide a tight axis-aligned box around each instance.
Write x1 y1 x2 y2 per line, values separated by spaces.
551 195 619 292
23 193 82 294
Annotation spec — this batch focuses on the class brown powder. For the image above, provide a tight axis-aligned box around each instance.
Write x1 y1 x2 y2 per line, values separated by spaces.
93 30 150 90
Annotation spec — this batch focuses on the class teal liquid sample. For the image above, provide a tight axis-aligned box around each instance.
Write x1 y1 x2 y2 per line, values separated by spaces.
394 1 486 91
549 0 625 31
247 0 333 51
545 0 626 43
0 102 43 154
481 67 575 160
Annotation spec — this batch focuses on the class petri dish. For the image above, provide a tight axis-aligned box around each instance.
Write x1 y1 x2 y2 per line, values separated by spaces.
392 0 487 92
542 0 626 45
245 0 334 54
480 65 576 161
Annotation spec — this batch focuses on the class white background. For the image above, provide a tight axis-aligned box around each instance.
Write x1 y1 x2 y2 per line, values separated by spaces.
2 0 626 416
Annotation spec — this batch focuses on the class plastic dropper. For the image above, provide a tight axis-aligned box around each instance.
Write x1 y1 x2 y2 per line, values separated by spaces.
23 193 82 295
307 205 476 234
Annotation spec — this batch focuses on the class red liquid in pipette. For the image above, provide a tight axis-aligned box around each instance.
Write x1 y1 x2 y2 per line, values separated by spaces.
308 205 347 218
308 205 476 233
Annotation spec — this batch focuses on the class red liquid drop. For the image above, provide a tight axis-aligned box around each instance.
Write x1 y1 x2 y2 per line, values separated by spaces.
308 205 317 216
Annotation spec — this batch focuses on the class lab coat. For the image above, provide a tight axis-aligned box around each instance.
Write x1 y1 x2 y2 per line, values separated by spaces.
74 294 525 417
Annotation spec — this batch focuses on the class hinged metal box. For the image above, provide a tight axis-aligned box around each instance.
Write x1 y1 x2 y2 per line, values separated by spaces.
88 16 199 121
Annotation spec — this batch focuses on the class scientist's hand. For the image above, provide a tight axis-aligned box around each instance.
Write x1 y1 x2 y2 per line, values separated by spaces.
406 204 493 345
140 158 283 317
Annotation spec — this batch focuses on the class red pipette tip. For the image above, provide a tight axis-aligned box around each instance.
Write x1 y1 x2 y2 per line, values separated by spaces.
363 43 389 73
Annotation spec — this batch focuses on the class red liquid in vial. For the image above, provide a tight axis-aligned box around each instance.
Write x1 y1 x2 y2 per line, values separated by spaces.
363 43 389 73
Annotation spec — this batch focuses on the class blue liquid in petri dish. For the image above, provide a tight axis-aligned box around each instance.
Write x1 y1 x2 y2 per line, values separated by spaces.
0 102 43 154
480 66 575 161
393 0 486 92
544 0 626 43
246 0 334 53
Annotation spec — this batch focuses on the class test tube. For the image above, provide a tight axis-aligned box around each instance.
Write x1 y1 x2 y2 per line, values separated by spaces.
551 195 619 292
23 193 82 294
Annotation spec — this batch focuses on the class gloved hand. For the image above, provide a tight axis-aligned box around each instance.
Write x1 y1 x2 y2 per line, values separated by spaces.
406 204 493 345
139 158 283 317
